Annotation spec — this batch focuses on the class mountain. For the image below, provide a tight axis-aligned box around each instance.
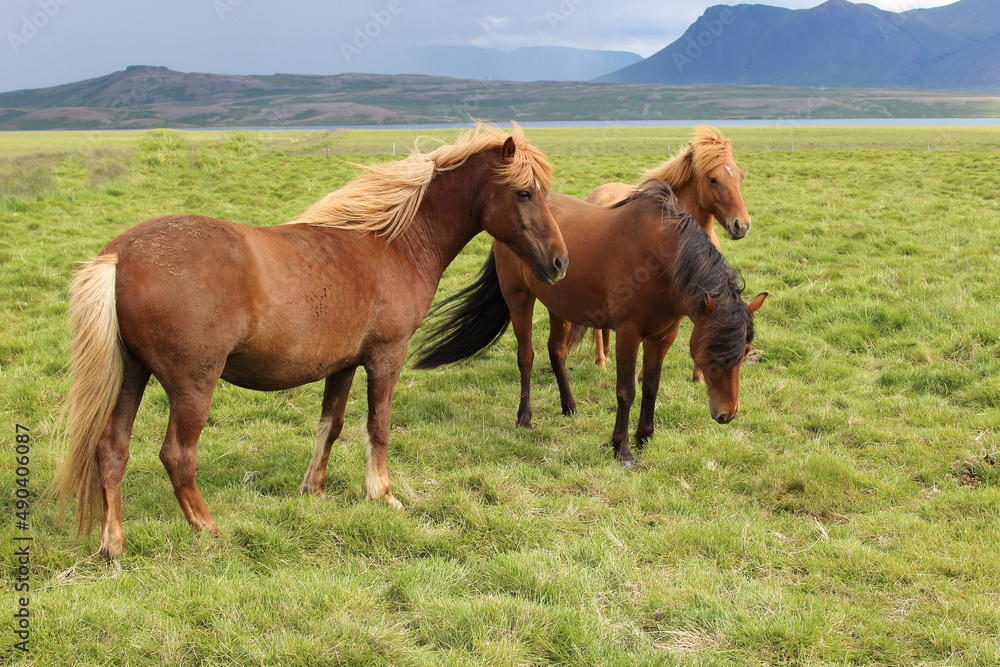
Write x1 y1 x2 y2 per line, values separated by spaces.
601 0 1000 91
1 66 998 130
345 45 642 82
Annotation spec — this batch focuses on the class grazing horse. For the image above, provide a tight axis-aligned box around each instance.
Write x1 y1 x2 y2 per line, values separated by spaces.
50 124 568 559
586 126 750 370
415 182 765 465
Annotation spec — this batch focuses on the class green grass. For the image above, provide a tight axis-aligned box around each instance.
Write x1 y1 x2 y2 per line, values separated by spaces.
2 127 1000 665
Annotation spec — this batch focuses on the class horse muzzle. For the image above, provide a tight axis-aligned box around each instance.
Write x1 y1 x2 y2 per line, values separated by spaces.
535 253 568 285
728 217 750 240
713 409 737 424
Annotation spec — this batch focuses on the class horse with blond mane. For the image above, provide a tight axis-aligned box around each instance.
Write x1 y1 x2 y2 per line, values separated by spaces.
415 182 766 465
50 123 568 559
585 126 751 371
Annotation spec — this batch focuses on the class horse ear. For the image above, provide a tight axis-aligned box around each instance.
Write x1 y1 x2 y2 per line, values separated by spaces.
704 293 716 314
500 136 517 163
725 139 734 155
747 292 768 313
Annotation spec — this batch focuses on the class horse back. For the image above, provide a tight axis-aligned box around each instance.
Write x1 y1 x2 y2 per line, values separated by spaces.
584 182 634 207
505 194 665 329
104 215 397 390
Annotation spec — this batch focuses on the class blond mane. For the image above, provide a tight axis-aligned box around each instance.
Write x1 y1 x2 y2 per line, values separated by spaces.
641 125 733 189
290 122 552 242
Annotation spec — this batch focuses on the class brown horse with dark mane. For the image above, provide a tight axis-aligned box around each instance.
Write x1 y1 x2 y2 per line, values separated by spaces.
50 123 568 558
415 182 765 465
586 126 751 369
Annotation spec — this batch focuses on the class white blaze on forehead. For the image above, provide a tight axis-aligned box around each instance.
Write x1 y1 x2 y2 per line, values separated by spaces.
726 166 733 177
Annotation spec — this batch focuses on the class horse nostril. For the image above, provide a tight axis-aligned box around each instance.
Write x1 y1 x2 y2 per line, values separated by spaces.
553 254 567 273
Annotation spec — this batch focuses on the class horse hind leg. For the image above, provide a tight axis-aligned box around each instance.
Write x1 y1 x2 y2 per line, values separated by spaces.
300 367 357 498
158 376 222 534
96 353 150 558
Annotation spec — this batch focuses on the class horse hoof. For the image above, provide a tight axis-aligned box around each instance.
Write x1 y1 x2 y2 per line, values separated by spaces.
385 495 404 511
298 482 327 499
517 417 533 429
99 541 125 560
614 445 634 467
562 406 577 417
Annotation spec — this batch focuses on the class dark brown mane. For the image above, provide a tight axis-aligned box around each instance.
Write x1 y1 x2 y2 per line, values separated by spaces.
618 180 754 369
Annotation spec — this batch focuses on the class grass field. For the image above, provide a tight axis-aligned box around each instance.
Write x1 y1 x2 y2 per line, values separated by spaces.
2 125 999 665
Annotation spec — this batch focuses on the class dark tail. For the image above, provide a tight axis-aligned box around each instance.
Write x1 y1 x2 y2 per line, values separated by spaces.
413 248 511 369
565 323 592 353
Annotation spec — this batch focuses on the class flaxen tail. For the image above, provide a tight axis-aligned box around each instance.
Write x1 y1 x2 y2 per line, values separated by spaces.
565 323 593 354
413 248 511 369
49 254 124 537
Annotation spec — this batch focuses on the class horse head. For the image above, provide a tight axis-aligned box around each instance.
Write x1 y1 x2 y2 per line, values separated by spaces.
697 138 751 241
690 291 767 423
480 136 568 285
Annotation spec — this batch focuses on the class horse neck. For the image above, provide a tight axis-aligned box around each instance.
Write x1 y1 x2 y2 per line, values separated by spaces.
392 155 490 282
670 178 713 234
656 217 726 321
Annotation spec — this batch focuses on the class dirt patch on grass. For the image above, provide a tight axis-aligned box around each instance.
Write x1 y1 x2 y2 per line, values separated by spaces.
652 627 723 657
953 452 998 486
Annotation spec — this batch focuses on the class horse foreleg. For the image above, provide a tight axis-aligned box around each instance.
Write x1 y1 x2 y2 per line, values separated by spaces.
601 329 612 366
547 314 576 417
96 355 150 559
300 367 357 498
363 345 407 509
159 378 220 534
507 291 536 429
611 326 642 466
635 327 679 449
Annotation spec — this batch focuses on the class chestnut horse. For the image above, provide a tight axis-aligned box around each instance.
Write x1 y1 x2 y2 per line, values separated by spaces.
586 126 750 369
51 124 568 558
415 182 765 465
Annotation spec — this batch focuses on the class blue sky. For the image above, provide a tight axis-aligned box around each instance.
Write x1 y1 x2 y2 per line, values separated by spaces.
0 0 956 92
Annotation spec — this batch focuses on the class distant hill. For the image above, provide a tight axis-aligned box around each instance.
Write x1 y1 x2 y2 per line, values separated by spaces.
601 0 1000 91
345 45 642 82
1 66 999 130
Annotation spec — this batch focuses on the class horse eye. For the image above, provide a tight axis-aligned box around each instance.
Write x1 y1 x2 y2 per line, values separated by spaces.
709 177 719 185
516 190 532 201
